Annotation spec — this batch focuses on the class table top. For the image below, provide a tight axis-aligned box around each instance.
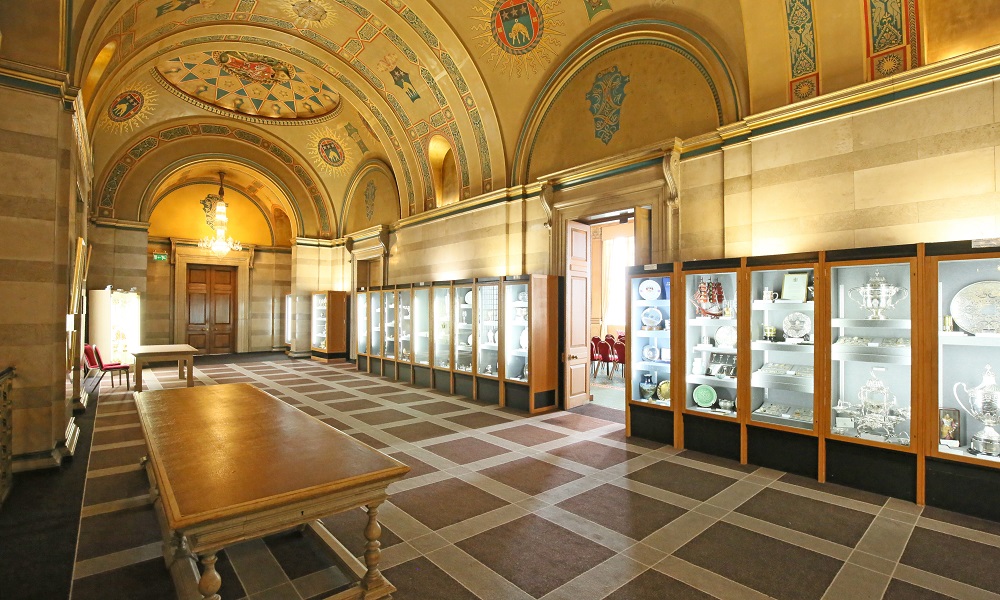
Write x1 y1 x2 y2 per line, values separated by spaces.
134 383 409 530
131 344 198 357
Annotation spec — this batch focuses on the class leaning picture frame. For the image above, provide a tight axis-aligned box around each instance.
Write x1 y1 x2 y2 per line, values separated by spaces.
780 272 809 302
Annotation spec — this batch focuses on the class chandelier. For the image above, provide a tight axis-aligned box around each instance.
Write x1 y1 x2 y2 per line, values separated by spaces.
198 171 242 257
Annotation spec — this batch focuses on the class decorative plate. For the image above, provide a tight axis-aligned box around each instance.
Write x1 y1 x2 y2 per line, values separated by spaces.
692 384 717 408
715 325 737 348
642 345 658 361
520 328 529 349
517 291 528 302
640 307 664 328
656 380 671 401
950 281 1000 334
638 279 662 300
464 291 473 305
782 312 812 338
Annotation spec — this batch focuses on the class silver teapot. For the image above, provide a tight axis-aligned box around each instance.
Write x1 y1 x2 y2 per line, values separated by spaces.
848 270 907 320
954 364 1000 455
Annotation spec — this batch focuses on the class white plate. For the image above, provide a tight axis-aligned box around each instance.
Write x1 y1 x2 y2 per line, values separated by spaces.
642 345 659 361
715 325 737 348
782 312 811 338
951 281 1000 334
641 307 663 328
638 279 662 300
464 291 473 305
520 329 529 350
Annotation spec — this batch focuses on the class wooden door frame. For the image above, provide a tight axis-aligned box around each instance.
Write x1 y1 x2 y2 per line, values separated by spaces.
172 245 251 353
347 226 389 360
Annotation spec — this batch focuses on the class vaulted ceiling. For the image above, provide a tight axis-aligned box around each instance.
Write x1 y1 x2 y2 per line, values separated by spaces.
5 0 994 241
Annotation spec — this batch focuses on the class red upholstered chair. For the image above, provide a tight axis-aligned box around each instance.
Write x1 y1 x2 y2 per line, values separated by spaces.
92 345 131 389
613 341 627 379
590 340 603 378
605 334 616 346
597 340 615 379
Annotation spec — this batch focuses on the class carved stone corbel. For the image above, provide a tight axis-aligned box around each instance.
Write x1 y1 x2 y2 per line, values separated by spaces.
661 148 681 261
662 151 679 205
539 182 554 229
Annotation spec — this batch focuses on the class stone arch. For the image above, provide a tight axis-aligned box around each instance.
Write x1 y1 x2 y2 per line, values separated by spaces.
341 160 399 236
428 135 459 209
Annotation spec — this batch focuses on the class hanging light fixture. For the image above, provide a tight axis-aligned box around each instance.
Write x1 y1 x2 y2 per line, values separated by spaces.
198 171 242 257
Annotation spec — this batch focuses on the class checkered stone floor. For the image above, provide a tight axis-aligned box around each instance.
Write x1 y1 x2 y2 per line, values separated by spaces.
70 359 1000 600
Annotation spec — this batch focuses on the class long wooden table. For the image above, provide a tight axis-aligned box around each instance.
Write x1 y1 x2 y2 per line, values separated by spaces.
131 344 198 392
134 383 409 600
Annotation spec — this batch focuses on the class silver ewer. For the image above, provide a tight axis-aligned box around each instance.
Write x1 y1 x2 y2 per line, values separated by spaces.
954 365 1000 456
848 270 907 320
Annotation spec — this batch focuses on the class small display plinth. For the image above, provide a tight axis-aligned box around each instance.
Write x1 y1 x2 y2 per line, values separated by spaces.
683 413 740 461
825 439 916 502
629 404 674 445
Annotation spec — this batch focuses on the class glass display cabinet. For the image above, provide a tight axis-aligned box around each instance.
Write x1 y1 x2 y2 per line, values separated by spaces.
829 261 913 446
412 285 431 367
310 291 348 363
684 269 738 419
382 289 397 378
454 282 474 374
396 286 413 382
502 275 558 414
369 289 383 374
284 293 293 349
356 289 368 371
432 284 453 394
749 265 817 431
476 280 500 378
625 264 675 443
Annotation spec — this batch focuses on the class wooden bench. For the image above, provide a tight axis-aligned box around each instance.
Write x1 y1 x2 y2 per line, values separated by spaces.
134 383 409 599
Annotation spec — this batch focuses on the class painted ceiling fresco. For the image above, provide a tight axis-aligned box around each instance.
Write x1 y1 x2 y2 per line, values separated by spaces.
156 51 341 120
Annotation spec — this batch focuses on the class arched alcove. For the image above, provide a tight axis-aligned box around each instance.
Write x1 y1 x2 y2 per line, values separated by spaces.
428 135 459 208
81 40 117 110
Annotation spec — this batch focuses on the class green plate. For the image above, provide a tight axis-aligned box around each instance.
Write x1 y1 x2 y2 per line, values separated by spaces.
692 384 717 408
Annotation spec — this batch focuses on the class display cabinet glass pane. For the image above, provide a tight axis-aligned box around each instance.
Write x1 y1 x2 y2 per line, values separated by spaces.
284 294 293 346
356 292 368 354
938 257 1000 462
383 291 396 359
413 289 430 365
477 283 500 376
433 287 452 369
504 282 529 381
684 272 737 415
454 284 473 372
830 263 912 446
370 291 382 357
750 268 816 429
631 275 671 406
311 293 327 349
398 289 412 362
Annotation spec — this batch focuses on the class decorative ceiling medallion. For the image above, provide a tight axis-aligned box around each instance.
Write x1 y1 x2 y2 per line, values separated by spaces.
471 0 564 77
586 65 629 145
98 80 158 134
285 0 334 29
157 51 340 120
309 128 354 176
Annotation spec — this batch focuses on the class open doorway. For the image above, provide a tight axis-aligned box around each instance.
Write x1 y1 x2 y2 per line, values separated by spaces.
585 211 636 410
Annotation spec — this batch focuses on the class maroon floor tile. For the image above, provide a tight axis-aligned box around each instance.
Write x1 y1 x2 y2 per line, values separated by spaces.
546 440 638 470
557 483 687 540
542 412 613 432
76 505 162 561
329 398 383 412
92 425 145 446
383 556 479 600
423 437 511 465
627 459 737 501
319 508 402 558
319 416 351 431
604 568 716 600
350 408 416 426
409 401 464 415
382 421 457 443
387 451 438 479
83 470 150 506
443 411 514 429
479 456 584 496
488 424 566 447
389 478 508 530
350 432 390 449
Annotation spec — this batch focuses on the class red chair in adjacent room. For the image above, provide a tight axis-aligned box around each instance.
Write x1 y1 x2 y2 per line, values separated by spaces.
605 334 616 346
597 340 615 379
89 344 132 389
590 340 603 378
613 340 627 379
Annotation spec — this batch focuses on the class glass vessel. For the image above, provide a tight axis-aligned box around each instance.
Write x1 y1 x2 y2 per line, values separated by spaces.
454 283 473 372
477 282 500 376
433 286 452 369
369 290 382 358
631 274 671 406
750 267 816 430
684 271 737 416
413 287 430 365
356 292 368 355
830 262 912 445
504 281 529 381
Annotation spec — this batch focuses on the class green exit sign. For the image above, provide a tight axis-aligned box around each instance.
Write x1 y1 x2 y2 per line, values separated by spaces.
153 252 168 261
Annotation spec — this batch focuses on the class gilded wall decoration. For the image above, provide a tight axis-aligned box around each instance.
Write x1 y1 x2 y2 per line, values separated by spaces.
585 65 629 145
364 180 377 221
156 51 341 120
471 0 565 77
345 123 369 153
285 0 334 29
98 80 158 134
865 0 920 79
309 127 355 176
390 66 421 102
155 0 204 17
583 0 611 21
784 0 819 102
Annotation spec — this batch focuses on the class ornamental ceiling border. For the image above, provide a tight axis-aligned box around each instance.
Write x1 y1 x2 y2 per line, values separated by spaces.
511 19 742 185
96 121 335 236
149 67 345 126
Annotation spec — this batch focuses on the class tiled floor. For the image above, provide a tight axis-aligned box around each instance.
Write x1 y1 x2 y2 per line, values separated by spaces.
69 359 1000 600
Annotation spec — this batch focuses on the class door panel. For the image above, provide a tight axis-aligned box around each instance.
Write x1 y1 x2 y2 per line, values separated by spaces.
187 265 237 354
564 220 591 409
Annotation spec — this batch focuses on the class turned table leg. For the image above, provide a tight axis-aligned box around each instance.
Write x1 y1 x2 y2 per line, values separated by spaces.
362 502 387 592
197 552 222 600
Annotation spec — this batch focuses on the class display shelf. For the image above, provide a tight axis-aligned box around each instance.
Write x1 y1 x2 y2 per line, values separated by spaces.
831 318 911 329
688 374 737 388
751 372 814 393
369 291 382 358
397 287 413 364
688 405 738 419
432 285 452 371
635 360 670 368
355 292 368 357
940 334 1000 347
831 346 911 363
687 317 736 326
692 344 735 354
629 398 673 411
630 271 673 421
751 341 815 353
751 411 814 430
383 290 396 360
476 281 500 377
453 283 474 372
310 291 348 363
752 300 814 312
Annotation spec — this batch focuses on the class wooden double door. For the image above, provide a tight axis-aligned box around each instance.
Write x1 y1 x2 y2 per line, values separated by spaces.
186 265 237 354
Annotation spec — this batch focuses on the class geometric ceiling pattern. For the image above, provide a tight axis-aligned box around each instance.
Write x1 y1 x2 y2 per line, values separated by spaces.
156 51 341 120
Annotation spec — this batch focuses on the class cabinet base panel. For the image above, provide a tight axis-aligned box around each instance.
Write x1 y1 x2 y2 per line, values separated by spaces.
413 366 431 388
826 440 916 502
454 373 474 399
476 378 500 405
396 363 412 383
747 426 818 479
370 358 383 376
926 457 1000 522
629 405 674 445
357 356 368 372
683 414 740 462
433 370 452 394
